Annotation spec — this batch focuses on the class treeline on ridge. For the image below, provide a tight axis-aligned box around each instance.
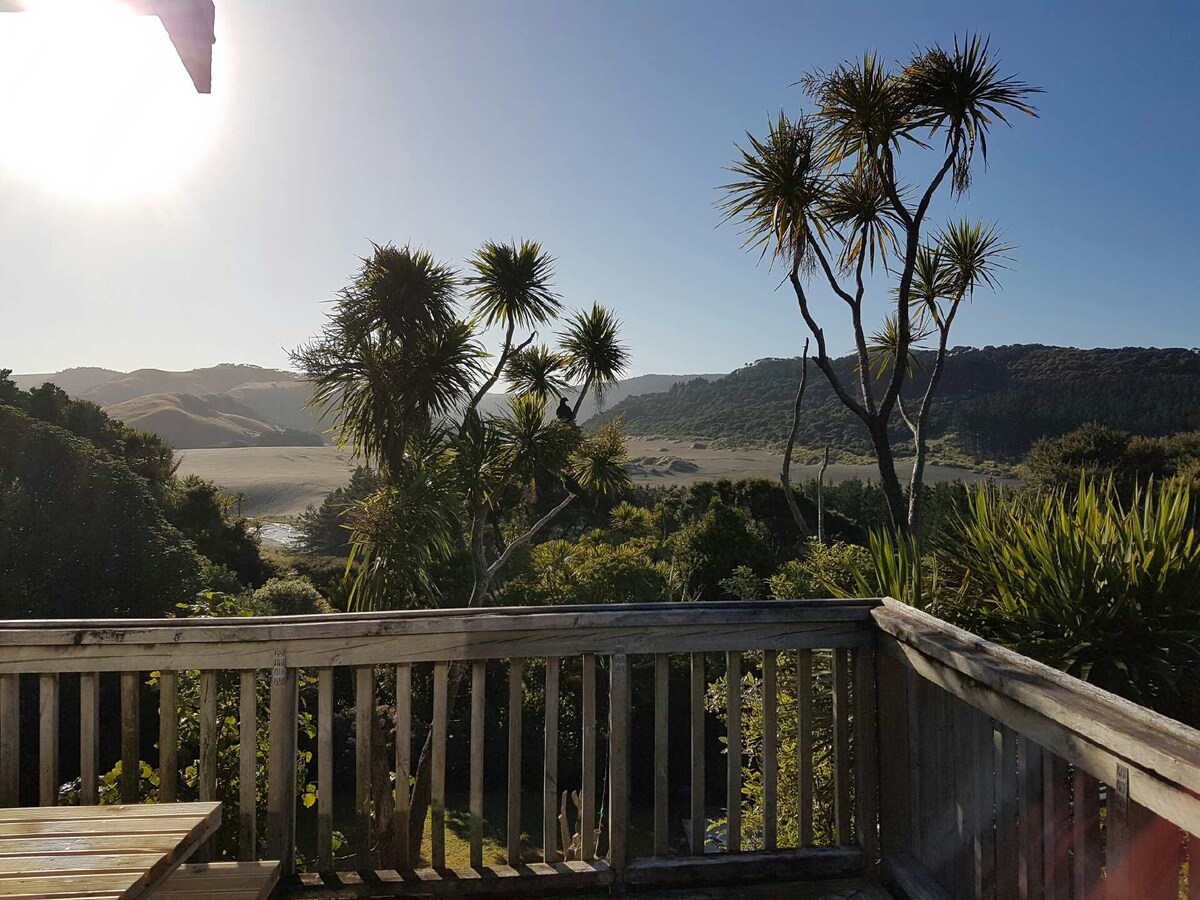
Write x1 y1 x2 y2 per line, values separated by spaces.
592 344 1200 461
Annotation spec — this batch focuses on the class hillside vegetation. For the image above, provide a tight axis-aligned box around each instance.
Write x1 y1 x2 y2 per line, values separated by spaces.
594 345 1200 462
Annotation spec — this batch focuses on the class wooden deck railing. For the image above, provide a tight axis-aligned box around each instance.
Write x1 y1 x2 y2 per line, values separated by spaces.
873 598 1200 900
0 598 1196 899
0 601 876 895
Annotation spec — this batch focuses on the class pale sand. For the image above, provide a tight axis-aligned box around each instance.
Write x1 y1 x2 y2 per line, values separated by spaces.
177 440 1016 519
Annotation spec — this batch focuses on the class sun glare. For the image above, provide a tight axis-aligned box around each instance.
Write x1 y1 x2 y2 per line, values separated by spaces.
0 0 217 199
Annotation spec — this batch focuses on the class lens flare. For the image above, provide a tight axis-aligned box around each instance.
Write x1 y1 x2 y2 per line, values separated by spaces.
0 0 218 199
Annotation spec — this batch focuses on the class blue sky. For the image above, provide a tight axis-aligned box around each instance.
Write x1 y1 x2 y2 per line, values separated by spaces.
2 0 1197 376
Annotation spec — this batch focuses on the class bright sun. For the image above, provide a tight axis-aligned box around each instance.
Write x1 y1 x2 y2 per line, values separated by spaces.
0 0 217 199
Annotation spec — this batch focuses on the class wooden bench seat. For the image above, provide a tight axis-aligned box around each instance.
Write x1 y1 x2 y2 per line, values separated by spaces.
153 860 280 900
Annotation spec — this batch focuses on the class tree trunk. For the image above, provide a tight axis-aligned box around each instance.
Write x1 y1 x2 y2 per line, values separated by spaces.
868 422 909 534
571 374 593 419
780 343 811 537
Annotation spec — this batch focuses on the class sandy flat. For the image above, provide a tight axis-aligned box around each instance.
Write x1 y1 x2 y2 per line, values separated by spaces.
175 446 360 517
178 440 1015 519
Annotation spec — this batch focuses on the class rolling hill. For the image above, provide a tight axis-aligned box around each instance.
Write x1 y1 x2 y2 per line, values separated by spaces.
101 393 322 449
13 365 724 449
592 345 1200 461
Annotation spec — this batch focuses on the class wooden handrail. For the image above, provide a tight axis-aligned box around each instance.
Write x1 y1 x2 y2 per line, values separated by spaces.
0 600 878 673
873 599 1200 824
873 597 1200 900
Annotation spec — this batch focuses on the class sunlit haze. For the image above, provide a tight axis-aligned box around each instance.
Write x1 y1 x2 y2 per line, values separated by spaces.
0 0 217 200
1 1 1197 376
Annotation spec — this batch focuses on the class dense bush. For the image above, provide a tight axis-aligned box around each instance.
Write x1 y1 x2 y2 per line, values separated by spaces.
667 498 774 600
251 575 335 616
860 479 1200 724
1 372 175 488
296 466 384 555
768 539 872 600
1025 424 1200 499
0 406 203 618
592 346 1200 462
163 476 273 587
500 537 670 606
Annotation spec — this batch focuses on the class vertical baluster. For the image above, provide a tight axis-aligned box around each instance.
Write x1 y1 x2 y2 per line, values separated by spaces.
1127 800 1181 900
609 654 630 874
543 657 560 863
950 699 973 896
1107 765 1132 900
973 709 996 900
876 648 913 860
762 650 777 852
159 671 178 803
689 652 705 856
196 669 218 862
907 669 923 863
726 650 742 853
853 646 878 864
120 671 139 804
354 665 374 870
1017 738 1043 900
430 661 449 869
995 725 1018 899
237 670 256 862
653 653 669 856
797 649 813 847
507 658 524 866
581 654 597 861
0 673 19 806
915 680 940 867
266 656 298 873
1071 768 1101 900
832 649 851 846
199 671 218 802
1190 832 1200 900
395 663 412 869
79 672 99 806
39 674 58 807
1042 753 1070 900
316 668 333 871
469 661 485 868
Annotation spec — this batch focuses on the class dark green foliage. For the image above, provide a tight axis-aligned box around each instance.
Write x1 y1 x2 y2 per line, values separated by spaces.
1025 424 1200 497
296 466 384 556
250 576 335 615
768 539 873 599
162 476 273 588
592 346 1200 461
940 481 1200 723
497 537 670 606
0 370 175 488
668 498 774 600
0 406 203 618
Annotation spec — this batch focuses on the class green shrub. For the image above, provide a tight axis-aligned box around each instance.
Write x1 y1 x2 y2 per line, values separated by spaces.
719 565 764 600
768 539 872 599
936 479 1200 718
668 498 773 600
0 406 203 618
866 477 1200 722
251 576 334 616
